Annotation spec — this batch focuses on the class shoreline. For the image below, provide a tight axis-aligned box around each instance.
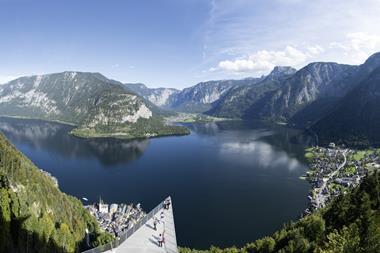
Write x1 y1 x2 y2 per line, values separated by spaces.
302 145 379 214
0 115 77 127
70 128 190 141
0 114 190 141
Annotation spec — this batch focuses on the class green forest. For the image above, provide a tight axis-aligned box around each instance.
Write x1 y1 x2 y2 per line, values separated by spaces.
180 171 380 253
0 133 113 253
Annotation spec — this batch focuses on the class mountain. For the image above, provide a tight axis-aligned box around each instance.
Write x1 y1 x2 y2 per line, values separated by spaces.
123 83 179 107
0 133 113 253
205 52 380 147
0 71 188 139
207 62 358 124
168 78 263 113
124 78 264 113
246 62 355 122
208 66 296 118
311 65 380 147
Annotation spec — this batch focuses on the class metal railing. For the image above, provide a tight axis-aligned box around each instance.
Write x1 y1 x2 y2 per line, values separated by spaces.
81 197 170 253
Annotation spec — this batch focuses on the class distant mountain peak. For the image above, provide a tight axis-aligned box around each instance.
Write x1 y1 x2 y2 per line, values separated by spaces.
125 83 148 89
303 61 339 69
269 66 297 77
362 51 380 68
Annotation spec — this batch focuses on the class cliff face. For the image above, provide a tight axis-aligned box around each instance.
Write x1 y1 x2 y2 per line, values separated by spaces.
0 133 113 253
125 78 263 113
312 66 380 146
123 83 179 107
208 66 296 118
168 78 263 113
249 62 354 121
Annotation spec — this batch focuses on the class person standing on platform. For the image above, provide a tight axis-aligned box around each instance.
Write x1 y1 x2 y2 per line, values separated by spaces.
158 233 163 247
153 217 158 231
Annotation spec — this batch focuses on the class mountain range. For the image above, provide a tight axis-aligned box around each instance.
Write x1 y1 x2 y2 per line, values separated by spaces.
123 77 263 113
1 52 380 145
125 52 380 146
122 83 179 108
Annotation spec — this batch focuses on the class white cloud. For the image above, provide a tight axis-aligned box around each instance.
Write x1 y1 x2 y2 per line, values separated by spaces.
348 32 380 51
215 46 309 74
211 31 380 76
307 45 324 56
200 0 380 79
330 32 380 64
220 140 303 171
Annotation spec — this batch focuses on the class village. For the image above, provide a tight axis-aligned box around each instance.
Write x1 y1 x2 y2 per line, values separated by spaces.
304 143 380 214
85 199 146 237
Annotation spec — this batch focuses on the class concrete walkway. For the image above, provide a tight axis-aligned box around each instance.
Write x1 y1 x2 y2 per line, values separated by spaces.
104 202 178 253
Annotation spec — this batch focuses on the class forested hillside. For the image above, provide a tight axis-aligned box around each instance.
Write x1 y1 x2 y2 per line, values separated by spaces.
180 171 380 253
0 133 113 253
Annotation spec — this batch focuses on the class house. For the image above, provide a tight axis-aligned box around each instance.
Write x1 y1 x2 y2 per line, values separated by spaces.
110 203 118 214
98 198 109 213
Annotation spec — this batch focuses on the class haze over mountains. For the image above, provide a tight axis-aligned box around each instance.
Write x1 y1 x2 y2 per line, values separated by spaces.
1 52 380 145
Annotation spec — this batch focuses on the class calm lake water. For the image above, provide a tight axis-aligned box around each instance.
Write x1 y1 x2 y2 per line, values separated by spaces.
0 117 313 249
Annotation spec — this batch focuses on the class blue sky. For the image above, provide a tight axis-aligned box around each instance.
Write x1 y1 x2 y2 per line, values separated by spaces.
1 0 380 88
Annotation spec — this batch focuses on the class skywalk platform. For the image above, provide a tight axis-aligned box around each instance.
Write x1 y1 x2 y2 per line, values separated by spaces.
105 201 177 253
88 197 178 253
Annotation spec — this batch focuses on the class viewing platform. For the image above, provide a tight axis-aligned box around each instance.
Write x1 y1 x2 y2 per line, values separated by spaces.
83 197 178 253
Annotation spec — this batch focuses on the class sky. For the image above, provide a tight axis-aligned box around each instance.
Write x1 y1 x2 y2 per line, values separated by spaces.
1 0 380 88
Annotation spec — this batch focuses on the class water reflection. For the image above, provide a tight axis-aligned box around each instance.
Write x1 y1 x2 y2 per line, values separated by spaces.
220 141 302 171
185 122 220 135
0 117 149 166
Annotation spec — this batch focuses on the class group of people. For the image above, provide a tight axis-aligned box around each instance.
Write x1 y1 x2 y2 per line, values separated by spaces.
151 198 172 248
163 199 171 210
152 209 166 247
153 211 165 231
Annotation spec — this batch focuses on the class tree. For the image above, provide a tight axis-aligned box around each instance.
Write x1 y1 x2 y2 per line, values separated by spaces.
0 188 11 252
302 214 325 241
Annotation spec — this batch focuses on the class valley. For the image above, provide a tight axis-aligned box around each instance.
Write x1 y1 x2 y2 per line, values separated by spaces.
1 50 380 253
1 1 380 253
1 52 380 146
122 52 380 147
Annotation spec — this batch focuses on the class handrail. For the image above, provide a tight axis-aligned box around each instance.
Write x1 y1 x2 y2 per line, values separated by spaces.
81 197 170 253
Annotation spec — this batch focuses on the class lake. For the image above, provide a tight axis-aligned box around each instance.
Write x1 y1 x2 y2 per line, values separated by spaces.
0 117 313 249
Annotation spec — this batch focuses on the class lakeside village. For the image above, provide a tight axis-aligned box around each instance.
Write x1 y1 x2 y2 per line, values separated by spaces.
303 143 380 214
85 198 146 237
